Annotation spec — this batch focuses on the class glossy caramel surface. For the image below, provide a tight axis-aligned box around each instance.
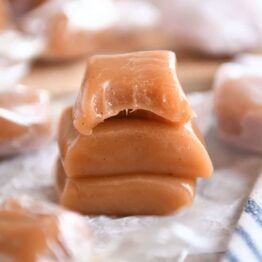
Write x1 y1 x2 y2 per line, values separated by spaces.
73 51 193 134
56 51 213 215
59 107 213 179
56 159 196 216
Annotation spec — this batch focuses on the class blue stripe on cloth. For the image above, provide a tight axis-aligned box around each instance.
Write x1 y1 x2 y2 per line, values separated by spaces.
236 226 262 262
224 251 239 262
245 198 262 227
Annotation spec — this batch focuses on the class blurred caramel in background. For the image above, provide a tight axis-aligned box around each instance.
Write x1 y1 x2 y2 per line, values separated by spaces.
0 0 261 156
0 0 261 96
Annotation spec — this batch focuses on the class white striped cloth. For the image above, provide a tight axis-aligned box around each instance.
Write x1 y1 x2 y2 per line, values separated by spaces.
223 173 262 262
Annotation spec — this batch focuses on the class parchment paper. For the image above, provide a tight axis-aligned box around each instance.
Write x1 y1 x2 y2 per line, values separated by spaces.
0 92 261 261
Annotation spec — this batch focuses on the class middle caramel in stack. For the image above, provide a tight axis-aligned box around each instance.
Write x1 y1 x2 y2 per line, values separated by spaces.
57 51 213 215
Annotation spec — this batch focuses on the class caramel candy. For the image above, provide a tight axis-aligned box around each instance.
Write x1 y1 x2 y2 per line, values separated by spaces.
0 196 92 261
40 11 104 61
19 0 116 61
57 51 213 215
74 51 193 135
59 107 212 179
0 0 10 30
19 1 165 61
214 57 262 153
0 85 52 157
56 159 196 216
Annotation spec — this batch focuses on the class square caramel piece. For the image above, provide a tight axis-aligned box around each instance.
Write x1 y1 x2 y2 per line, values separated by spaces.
56 158 196 216
59 107 213 179
0 196 91 261
214 56 262 153
73 50 193 134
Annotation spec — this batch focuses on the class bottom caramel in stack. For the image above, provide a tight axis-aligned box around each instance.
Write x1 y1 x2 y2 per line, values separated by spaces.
56 51 213 215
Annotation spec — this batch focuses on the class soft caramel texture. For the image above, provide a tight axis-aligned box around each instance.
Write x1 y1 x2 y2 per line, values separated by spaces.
0 210 58 262
57 51 213 215
0 85 52 157
56 159 195 216
59 108 212 179
74 51 193 134
0 198 58 262
0 196 91 262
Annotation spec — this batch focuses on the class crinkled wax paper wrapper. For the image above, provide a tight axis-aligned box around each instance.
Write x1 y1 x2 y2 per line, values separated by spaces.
0 92 261 261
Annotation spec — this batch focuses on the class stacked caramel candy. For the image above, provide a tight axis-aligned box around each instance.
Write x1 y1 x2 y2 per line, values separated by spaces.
56 50 213 215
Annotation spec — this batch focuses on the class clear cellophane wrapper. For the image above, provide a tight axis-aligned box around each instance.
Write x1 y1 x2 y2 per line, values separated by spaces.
152 0 262 56
213 54 262 153
0 0 167 82
0 195 93 262
18 0 168 61
2 0 262 69
0 85 53 157
0 30 43 87
0 92 261 261
0 0 43 85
